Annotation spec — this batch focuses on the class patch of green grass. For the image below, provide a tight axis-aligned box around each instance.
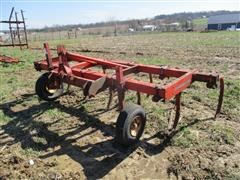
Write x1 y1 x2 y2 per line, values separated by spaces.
20 147 41 156
211 124 236 145
207 88 219 99
192 17 208 26
125 94 136 102
190 79 240 119
172 126 198 148
0 47 43 103
227 171 240 179
0 110 11 123
137 56 175 66
0 48 43 69
32 136 48 145
224 79 240 109
193 31 240 48
44 107 65 119
0 70 34 102
150 105 166 116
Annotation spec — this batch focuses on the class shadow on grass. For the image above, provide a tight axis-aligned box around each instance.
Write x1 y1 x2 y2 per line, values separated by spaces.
141 117 213 156
0 93 212 178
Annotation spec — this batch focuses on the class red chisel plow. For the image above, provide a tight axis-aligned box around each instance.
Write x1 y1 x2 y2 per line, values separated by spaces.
34 43 224 146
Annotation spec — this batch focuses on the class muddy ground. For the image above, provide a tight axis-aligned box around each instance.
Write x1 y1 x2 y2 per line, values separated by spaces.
0 32 240 179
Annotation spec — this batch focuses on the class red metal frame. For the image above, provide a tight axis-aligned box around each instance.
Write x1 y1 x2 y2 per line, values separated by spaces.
34 43 224 131
0 55 19 63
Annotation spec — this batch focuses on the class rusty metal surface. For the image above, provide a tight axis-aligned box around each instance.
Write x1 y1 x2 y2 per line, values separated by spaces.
88 76 107 97
0 55 19 63
215 77 224 119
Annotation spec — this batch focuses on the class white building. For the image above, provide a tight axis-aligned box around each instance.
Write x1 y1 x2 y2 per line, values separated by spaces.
143 25 156 31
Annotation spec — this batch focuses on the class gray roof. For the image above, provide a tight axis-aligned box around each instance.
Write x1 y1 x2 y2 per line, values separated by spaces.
208 13 240 24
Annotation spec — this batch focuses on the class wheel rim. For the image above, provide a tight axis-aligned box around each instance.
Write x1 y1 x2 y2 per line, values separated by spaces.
130 115 143 137
46 86 57 94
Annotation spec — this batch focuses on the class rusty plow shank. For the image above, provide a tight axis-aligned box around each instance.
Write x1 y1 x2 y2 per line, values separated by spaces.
214 77 224 119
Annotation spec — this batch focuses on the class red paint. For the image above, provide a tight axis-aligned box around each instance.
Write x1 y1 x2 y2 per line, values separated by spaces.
34 43 224 118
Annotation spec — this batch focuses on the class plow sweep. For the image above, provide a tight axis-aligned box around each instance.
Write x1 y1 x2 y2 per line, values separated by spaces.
34 43 224 145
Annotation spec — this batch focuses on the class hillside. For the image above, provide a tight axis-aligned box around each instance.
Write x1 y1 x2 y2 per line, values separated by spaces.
154 10 240 21
31 10 240 32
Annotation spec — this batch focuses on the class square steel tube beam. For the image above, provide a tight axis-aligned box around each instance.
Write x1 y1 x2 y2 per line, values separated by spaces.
66 52 129 69
164 70 196 99
71 62 93 70
137 65 189 78
123 65 138 76
192 72 219 83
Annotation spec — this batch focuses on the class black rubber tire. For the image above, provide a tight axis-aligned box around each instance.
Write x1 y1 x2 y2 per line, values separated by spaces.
115 103 146 146
35 73 63 101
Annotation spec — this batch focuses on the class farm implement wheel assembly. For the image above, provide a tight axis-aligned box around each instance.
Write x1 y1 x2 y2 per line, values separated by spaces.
116 104 146 146
35 72 64 101
34 43 224 146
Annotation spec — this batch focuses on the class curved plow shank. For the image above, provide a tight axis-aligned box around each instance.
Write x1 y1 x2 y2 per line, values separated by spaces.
167 93 181 132
214 77 224 119
107 87 114 109
172 93 181 129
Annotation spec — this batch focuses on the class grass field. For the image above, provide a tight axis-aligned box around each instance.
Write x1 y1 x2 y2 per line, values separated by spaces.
192 17 208 26
0 31 240 179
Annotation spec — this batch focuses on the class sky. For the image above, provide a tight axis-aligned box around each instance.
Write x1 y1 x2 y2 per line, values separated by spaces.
0 0 240 29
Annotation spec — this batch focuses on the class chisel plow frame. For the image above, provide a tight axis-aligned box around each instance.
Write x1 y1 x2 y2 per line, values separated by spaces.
34 43 224 145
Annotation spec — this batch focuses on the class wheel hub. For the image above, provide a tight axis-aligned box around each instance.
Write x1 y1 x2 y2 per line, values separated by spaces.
130 116 143 137
46 86 57 94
